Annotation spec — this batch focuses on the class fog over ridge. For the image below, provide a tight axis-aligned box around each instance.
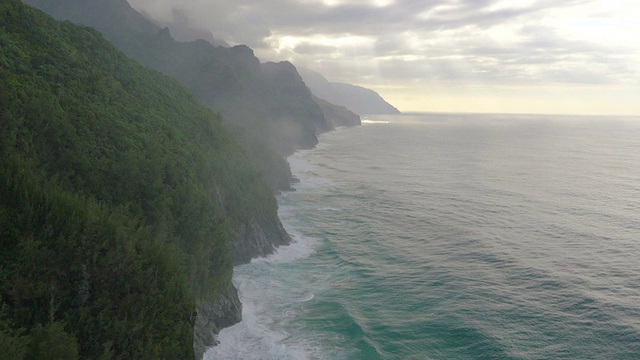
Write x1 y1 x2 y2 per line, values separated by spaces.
129 0 640 115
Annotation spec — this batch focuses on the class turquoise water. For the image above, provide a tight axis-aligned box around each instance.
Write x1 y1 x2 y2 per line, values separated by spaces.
206 113 640 359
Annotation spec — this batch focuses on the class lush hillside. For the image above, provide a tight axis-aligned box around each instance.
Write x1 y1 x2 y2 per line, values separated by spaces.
298 67 401 115
0 1 286 358
24 0 332 157
260 61 331 144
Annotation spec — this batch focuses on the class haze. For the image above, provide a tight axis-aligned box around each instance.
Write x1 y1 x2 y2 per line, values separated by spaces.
129 0 640 116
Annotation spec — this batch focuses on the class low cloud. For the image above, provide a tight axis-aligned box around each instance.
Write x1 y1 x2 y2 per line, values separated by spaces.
128 0 640 110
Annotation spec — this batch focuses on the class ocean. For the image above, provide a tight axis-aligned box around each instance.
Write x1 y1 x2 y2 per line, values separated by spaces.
205 113 640 359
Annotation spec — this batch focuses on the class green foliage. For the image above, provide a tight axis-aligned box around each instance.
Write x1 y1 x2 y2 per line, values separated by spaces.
34 0 325 162
0 1 279 358
26 322 79 360
0 308 29 360
227 124 294 191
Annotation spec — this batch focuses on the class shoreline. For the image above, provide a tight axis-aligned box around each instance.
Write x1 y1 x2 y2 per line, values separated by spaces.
203 151 324 359
203 123 359 359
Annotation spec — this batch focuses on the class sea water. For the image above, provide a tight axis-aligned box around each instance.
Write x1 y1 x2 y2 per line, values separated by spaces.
205 113 640 359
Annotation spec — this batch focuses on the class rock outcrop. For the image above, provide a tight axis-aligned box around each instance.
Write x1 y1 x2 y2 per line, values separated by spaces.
299 67 401 115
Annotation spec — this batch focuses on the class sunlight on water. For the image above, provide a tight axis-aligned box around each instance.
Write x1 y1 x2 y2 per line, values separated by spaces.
206 113 640 360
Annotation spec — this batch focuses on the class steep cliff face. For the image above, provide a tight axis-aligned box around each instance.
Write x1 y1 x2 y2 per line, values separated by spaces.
8 2 291 359
24 0 327 158
299 67 401 115
313 95 362 128
1 2 289 358
20 1 362 358
330 82 401 114
232 217 292 264
260 61 329 152
193 287 241 358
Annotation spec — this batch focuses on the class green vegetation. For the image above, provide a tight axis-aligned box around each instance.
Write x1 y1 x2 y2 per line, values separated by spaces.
0 1 279 357
25 0 329 165
116 30 328 157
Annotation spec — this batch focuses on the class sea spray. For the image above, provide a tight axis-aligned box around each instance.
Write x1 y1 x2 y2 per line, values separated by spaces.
204 151 328 360
206 114 640 359
203 230 323 360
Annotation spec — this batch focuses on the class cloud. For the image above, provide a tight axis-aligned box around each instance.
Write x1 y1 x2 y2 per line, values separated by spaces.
293 42 339 56
128 0 640 113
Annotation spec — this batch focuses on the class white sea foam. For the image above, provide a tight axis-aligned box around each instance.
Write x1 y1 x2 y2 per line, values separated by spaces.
294 176 334 191
209 114 640 359
205 141 334 360
287 152 316 174
361 120 389 124
298 293 315 302
204 210 322 359
252 230 319 264
284 157 334 196
202 310 294 360
204 261 315 359
285 150 335 192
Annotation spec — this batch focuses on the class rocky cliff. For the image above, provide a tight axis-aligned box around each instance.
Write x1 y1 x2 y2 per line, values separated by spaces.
299 67 401 115
24 0 326 158
313 95 362 128
18 1 296 358
20 1 360 358
1 2 288 358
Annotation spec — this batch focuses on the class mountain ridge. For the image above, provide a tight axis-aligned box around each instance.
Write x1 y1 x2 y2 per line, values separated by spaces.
1 1 291 358
298 67 401 115
19 0 363 357
24 0 356 157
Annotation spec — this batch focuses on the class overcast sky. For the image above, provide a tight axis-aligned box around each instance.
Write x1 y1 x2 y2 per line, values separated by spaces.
129 0 640 115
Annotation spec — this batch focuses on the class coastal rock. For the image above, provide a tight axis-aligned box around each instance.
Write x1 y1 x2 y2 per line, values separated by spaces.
193 287 242 359
233 217 292 265
313 95 362 128
21 1 354 357
299 67 401 115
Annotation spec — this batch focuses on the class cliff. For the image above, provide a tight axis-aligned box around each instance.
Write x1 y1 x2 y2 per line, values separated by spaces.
0 1 287 358
19 0 366 357
24 0 327 158
313 95 362 128
261 61 332 135
299 67 401 115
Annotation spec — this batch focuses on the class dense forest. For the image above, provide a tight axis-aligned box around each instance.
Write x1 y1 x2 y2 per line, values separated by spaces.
0 1 283 358
24 0 362 192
